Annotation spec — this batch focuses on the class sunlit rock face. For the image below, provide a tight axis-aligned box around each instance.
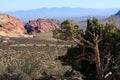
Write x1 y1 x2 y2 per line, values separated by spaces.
0 14 26 37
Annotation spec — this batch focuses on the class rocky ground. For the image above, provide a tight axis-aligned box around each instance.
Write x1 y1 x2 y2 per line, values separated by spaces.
0 36 75 79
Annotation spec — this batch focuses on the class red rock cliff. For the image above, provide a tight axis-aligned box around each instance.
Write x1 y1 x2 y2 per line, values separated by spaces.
0 14 26 37
25 18 60 34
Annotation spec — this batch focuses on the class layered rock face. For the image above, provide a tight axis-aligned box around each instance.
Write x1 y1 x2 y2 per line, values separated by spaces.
0 14 60 37
25 19 60 34
0 14 26 37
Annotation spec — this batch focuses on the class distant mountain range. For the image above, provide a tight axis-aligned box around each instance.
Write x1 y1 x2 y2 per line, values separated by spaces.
0 8 120 37
1 7 119 22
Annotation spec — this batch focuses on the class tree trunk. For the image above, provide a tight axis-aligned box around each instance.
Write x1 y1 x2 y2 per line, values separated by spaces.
94 42 103 80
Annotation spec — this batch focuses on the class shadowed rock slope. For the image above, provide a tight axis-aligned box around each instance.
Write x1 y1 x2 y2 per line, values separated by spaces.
108 10 120 27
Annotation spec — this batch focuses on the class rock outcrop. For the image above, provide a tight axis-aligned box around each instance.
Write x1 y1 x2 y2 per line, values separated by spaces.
107 10 120 27
0 14 26 37
25 19 60 34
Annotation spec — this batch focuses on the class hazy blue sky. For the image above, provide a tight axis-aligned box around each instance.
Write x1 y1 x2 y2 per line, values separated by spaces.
0 0 120 11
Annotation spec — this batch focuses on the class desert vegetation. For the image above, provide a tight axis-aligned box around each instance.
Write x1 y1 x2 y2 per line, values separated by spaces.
52 18 120 80
0 37 74 80
0 17 120 80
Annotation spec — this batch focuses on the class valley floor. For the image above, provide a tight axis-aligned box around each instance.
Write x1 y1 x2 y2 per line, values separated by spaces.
0 37 75 78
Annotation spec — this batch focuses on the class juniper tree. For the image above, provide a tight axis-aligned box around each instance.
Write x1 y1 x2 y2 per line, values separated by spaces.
57 18 120 80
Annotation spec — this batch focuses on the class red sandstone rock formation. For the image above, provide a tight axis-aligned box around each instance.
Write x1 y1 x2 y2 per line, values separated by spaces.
0 14 26 37
25 18 60 34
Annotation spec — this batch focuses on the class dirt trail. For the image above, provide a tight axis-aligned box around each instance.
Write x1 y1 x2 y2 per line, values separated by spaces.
9 43 71 47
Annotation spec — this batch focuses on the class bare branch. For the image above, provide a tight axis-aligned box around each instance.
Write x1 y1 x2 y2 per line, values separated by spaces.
106 65 120 80
72 37 84 46
75 57 91 62
87 30 103 43
80 38 94 47
99 29 103 42
103 53 113 72
87 31 95 37
72 37 94 49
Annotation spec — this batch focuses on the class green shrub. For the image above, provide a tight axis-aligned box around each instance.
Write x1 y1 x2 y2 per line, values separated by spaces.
17 56 41 79
0 65 31 80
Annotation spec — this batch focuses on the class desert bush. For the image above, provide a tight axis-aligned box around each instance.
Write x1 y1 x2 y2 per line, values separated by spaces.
52 20 83 41
0 54 42 80
0 65 31 80
16 55 41 79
